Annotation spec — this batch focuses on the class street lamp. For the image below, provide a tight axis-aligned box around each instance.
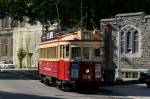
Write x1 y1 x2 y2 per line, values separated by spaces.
116 16 123 81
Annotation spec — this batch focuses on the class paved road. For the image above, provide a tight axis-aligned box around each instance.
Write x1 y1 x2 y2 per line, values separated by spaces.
0 69 144 99
101 84 150 99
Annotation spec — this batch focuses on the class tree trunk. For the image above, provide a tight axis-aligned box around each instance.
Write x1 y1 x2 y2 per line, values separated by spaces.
19 60 22 69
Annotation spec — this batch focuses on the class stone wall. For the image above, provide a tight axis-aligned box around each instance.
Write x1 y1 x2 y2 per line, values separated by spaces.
0 29 13 63
100 12 150 80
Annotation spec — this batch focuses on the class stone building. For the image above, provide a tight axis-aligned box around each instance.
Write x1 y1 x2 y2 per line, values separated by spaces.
0 16 58 68
0 17 13 63
100 12 150 80
0 16 28 64
13 22 58 68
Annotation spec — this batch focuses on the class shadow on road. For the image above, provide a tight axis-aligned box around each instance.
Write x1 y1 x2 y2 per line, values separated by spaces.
0 91 65 99
0 70 40 80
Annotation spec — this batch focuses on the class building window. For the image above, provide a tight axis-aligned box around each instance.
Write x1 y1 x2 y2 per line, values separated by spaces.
121 32 125 53
120 26 139 54
127 31 132 53
2 17 10 29
133 31 139 53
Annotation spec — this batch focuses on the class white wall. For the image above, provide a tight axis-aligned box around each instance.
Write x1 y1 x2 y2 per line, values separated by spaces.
13 24 42 68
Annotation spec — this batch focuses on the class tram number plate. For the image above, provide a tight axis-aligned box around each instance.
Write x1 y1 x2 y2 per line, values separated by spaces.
83 75 91 80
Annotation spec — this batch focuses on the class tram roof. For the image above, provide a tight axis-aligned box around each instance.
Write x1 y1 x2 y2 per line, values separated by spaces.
39 29 102 45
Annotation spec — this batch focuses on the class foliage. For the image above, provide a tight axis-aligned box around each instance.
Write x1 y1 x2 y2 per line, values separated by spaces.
17 48 27 68
1 0 150 29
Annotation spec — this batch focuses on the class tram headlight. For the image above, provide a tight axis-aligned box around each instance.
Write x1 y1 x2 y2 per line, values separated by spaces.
85 69 90 74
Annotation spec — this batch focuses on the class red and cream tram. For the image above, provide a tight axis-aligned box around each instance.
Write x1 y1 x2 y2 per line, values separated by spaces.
38 29 104 90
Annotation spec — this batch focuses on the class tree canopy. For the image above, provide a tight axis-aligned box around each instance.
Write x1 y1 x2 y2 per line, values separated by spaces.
0 0 150 29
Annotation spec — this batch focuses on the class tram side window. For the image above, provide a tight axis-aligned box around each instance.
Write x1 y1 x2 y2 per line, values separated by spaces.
50 47 57 59
83 32 91 40
66 45 69 58
40 48 44 58
51 47 54 58
71 47 81 59
40 47 57 59
44 48 47 58
47 47 50 58
43 48 46 58
42 48 44 58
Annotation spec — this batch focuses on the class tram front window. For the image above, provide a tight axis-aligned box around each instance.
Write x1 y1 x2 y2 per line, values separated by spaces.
94 48 100 57
82 47 90 59
71 47 81 60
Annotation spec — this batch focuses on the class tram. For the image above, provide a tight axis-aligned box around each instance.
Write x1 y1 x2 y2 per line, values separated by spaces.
38 29 104 90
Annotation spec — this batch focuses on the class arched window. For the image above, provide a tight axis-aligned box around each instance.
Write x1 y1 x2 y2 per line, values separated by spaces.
127 31 132 53
121 31 125 53
133 30 139 53
120 26 139 54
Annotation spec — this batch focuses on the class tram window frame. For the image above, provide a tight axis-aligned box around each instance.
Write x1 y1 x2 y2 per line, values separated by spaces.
40 48 42 58
71 47 81 60
56 46 58 58
54 47 57 58
60 45 65 58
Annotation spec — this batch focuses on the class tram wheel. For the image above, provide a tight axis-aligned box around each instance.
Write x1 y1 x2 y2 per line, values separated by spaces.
40 75 44 83
56 81 61 89
48 82 53 87
61 83 72 92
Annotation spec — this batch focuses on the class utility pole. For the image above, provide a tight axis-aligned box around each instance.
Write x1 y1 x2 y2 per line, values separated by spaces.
116 16 122 81
80 0 83 30
55 2 61 33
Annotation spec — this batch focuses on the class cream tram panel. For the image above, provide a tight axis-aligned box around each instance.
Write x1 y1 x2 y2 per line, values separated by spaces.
71 42 101 47
39 42 70 48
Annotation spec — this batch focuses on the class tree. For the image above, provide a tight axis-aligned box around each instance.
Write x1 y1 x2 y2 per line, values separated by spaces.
17 48 27 68
1 0 150 29
0 0 10 18
27 0 150 29
27 0 81 29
